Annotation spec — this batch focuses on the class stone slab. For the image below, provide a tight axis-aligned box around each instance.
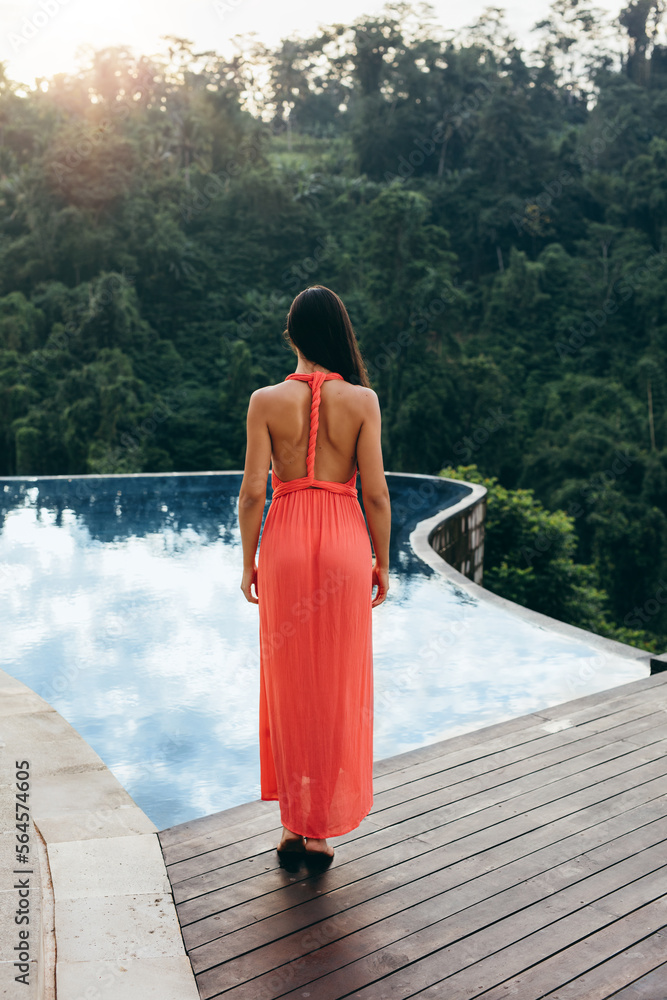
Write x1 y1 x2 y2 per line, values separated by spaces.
29 768 147 837
55 957 200 1000
0 692 54 718
48 834 170 900
0 669 34 695
35 804 156 844
54 893 184 963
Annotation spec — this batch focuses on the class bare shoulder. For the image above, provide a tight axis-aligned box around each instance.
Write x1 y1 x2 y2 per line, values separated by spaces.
250 382 288 404
251 380 375 410
336 383 379 419
354 385 380 413
247 385 271 409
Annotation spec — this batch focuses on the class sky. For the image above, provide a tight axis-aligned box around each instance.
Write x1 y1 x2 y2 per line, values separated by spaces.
2 0 627 89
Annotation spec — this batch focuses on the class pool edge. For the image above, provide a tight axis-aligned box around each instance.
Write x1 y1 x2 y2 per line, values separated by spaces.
409 472 653 669
0 668 200 1000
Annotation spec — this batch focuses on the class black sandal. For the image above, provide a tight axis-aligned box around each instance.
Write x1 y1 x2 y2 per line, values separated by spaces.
276 836 306 872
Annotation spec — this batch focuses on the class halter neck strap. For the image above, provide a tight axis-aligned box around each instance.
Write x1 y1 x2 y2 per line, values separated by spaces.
270 371 357 499
284 372 344 481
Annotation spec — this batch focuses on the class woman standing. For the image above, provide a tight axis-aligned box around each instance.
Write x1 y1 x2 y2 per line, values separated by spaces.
238 285 391 870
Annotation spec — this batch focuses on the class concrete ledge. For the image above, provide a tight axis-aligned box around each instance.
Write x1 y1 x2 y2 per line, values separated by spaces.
409 472 653 669
0 669 199 1000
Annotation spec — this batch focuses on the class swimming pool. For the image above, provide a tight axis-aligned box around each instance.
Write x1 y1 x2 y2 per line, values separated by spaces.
0 472 647 829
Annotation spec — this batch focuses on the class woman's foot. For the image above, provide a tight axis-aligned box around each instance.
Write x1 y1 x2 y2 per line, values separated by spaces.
276 827 306 872
276 826 305 853
304 837 334 870
304 837 334 857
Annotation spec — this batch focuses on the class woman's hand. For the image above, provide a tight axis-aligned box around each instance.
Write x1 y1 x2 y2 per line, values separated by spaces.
371 564 389 608
241 563 259 604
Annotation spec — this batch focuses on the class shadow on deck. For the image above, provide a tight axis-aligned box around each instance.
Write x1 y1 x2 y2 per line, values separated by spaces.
158 673 667 1000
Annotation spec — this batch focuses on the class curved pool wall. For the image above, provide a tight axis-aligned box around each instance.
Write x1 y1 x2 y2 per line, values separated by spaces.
0 470 651 831
412 474 653 670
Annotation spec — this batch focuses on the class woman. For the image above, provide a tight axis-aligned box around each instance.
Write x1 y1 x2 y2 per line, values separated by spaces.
238 285 391 871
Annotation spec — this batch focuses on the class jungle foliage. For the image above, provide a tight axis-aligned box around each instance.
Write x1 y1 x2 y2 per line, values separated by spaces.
0 1 665 650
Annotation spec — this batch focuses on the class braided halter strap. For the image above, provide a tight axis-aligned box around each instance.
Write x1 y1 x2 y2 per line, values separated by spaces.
270 371 358 499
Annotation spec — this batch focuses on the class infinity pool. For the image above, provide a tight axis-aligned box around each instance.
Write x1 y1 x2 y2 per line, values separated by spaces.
0 472 647 829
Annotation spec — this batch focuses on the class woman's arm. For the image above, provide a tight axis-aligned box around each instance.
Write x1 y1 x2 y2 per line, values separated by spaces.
238 389 272 605
356 389 391 608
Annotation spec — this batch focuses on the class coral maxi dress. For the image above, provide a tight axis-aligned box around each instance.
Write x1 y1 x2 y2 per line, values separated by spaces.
257 370 374 839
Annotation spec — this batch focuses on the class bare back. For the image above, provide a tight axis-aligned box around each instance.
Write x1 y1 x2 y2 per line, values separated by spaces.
262 377 387 500
265 378 363 482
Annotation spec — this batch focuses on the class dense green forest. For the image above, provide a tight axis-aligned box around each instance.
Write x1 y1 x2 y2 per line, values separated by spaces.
0 0 665 652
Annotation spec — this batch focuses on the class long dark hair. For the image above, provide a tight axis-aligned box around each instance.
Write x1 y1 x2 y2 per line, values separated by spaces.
282 285 371 387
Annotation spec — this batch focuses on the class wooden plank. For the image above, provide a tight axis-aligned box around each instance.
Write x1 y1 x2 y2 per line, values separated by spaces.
174 788 667 926
161 805 281 868
175 762 667 941
470 901 667 1000
369 711 667 815
210 867 667 1000
158 797 278 850
186 816 667 982
169 722 667 895
359 739 667 844
539 932 667 999
605 959 667 998
158 678 667 1000
373 680 665 786
160 682 666 871
178 796 667 961
372 705 667 797
369 673 664 781
171 724 667 923
179 804 667 960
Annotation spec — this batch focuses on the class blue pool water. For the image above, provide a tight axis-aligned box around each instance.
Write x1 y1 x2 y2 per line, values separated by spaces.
0 472 647 829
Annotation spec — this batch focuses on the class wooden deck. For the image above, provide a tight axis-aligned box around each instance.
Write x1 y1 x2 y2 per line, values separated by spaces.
158 672 667 1000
